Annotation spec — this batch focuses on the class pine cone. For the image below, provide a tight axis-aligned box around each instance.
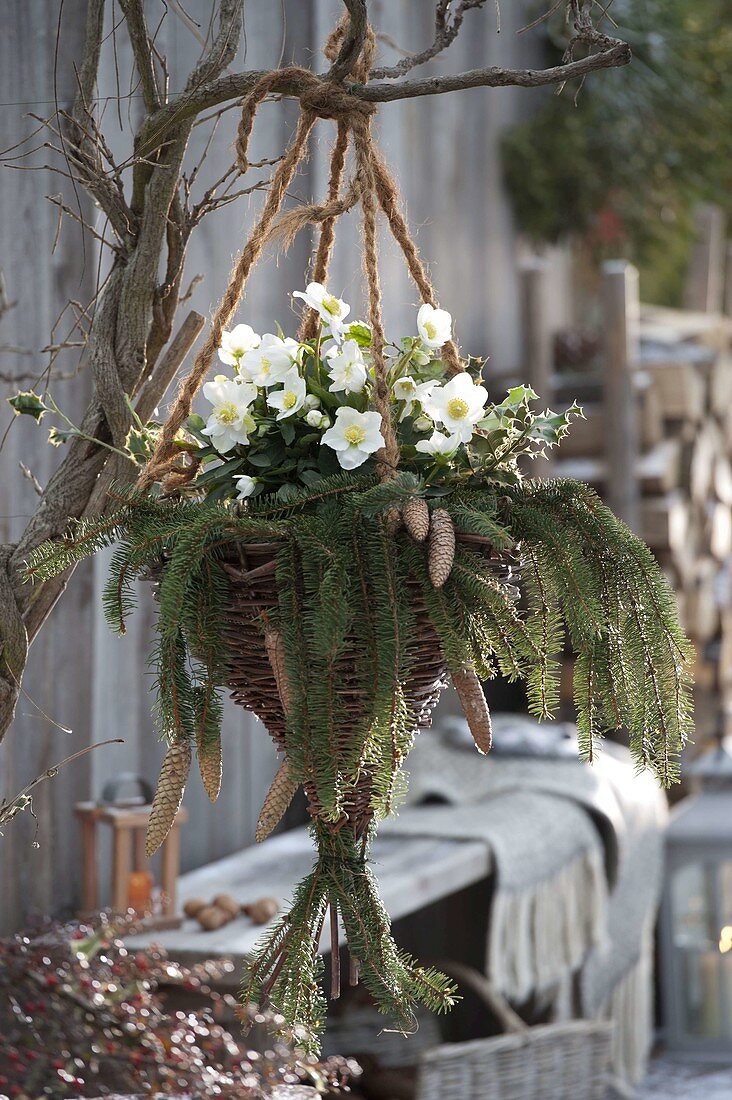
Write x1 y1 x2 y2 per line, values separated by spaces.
256 759 299 842
196 730 222 803
403 497 430 542
146 739 191 857
428 508 455 588
265 629 291 715
452 665 493 754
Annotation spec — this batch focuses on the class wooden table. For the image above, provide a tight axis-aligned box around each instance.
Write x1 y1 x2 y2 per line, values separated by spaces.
126 825 491 964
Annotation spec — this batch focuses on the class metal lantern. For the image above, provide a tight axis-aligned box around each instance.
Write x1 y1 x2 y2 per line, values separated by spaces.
74 773 187 930
660 735 732 1053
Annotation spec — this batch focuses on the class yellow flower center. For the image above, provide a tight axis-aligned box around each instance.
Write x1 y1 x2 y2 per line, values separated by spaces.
447 397 469 420
423 321 437 340
260 357 271 375
216 401 239 425
323 294 341 316
344 424 367 446
283 391 298 410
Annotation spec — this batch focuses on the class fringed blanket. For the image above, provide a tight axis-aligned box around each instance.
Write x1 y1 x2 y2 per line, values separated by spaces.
380 716 667 1085
380 794 607 1002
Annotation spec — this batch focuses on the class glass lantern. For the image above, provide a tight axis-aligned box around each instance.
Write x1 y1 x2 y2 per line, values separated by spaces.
660 737 732 1053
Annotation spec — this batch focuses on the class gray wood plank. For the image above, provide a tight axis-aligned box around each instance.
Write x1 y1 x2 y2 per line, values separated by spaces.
126 826 491 961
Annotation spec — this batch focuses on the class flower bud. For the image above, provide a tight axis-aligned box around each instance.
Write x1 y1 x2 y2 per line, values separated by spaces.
413 415 433 432
304 394 320 411
306 409 324 428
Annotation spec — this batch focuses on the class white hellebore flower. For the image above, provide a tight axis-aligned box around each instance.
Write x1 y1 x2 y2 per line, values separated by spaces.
392 375 436 421
235 474 257 499
326 339 368 394
218 323 260 366
321 407 385 471
202 376 257 453
415 429 461 459
239 333 298 387
417 303 452 349
424 373 488 443
267 367 306 420
293 282 350 335
306 408 325 428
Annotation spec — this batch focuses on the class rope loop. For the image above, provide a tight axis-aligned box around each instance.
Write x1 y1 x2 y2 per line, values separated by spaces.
138 16 462 495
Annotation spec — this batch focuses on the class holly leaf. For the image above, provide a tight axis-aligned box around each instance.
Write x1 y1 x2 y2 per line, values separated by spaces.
48 425 76 446
505 384 539 408
125 425 153 463
8 390 46 422
344 321 372 348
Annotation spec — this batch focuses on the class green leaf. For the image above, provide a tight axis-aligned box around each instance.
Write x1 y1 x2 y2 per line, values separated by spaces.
125 425 154 463
299 469 324 487
344 321 372 348
280 420 296 446
505 385 539 407
248 450 276 469
8 390 46 422
48 425 76 446
195 455 246 487
185 413 210 445
276 482 299 502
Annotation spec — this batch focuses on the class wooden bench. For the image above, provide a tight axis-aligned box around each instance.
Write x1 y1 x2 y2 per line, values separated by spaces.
126 823 491 966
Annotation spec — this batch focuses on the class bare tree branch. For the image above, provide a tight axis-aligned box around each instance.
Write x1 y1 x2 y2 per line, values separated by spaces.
135 36 629 161
370 0 489 81
357 44 630 99
327 0 369 82
118 0 163 112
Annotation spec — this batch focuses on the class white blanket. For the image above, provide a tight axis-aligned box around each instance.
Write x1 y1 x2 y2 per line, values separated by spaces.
381 793 607 1001
381 720 668 1085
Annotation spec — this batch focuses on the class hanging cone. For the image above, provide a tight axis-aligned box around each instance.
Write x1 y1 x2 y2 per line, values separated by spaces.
196 728 222 803
265 629 291 714
256 759 299 842
403 497 430 542
452 665 493 754
146 739 191 857
428 509 456 588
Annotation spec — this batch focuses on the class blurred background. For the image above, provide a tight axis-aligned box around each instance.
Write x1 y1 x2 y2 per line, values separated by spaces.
1 2 731 1097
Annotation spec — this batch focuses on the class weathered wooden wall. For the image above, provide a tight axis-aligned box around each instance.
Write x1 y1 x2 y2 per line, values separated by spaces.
0 0 560 933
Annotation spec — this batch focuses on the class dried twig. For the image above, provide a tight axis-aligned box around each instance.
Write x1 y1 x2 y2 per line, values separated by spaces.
370 0 490 81
0 739 123 829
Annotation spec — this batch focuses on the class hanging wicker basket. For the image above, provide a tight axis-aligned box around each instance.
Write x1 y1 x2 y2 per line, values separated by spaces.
220 534 513 833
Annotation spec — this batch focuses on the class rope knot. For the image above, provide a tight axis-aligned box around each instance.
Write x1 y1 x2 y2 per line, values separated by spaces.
299 79 376 122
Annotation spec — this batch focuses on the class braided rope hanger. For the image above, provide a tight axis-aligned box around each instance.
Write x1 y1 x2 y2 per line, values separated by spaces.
138 18 463 493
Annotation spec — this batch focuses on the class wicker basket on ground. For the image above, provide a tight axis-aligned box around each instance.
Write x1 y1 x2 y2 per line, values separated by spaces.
415 963 613 1100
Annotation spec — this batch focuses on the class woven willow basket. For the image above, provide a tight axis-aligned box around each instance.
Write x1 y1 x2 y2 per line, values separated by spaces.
218 534 513 834
415 964 613 1100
